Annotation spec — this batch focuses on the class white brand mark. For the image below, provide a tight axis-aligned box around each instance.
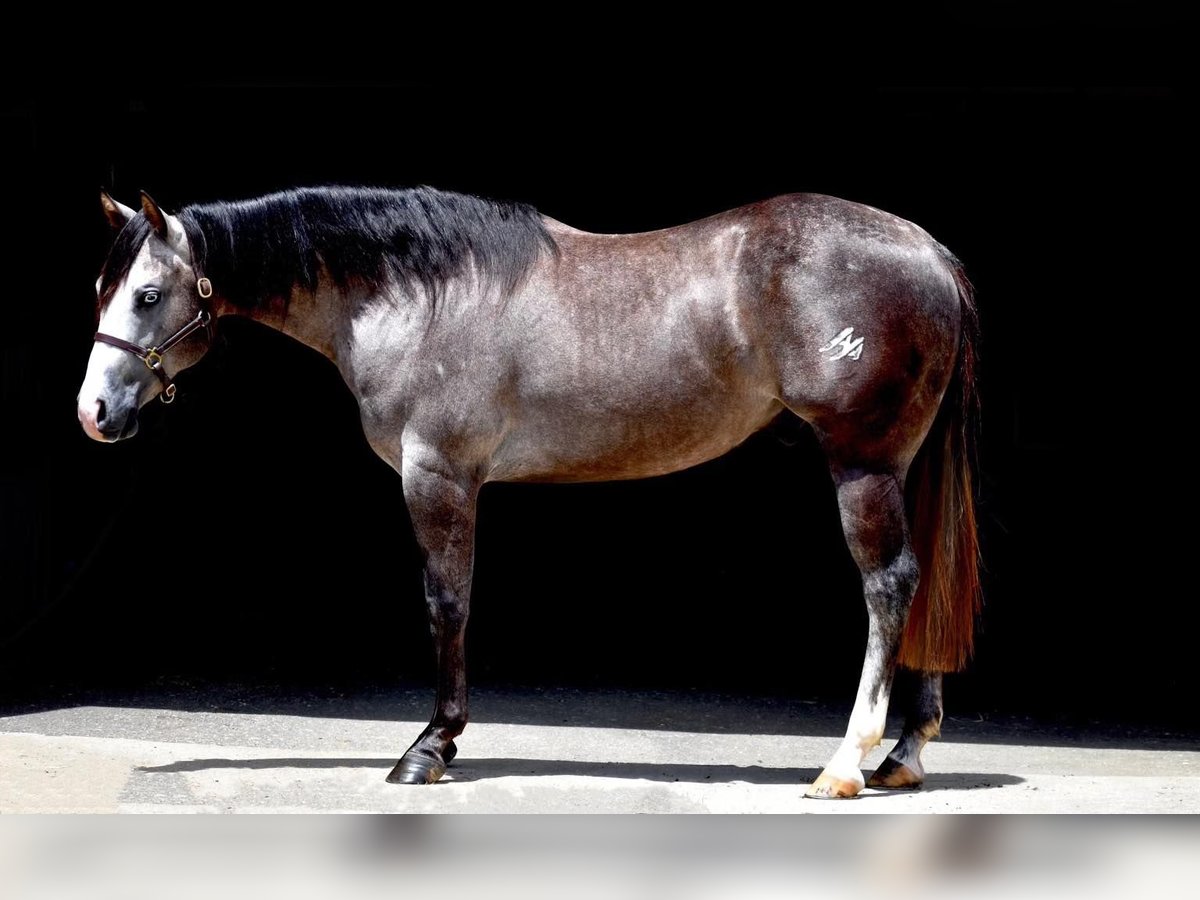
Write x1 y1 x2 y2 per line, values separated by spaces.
819 327 864 361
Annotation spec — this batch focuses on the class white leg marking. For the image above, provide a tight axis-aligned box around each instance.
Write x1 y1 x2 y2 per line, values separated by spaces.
821 683 891 788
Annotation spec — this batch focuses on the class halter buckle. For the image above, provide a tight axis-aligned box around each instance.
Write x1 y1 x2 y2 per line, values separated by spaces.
160 383 177 404
197 277 213 299
144 349 163 371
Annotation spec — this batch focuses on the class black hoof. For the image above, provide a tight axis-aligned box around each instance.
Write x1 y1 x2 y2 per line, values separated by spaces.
386 748 448 784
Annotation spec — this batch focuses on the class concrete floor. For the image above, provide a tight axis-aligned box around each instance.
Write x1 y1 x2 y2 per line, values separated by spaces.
1 683 1197 812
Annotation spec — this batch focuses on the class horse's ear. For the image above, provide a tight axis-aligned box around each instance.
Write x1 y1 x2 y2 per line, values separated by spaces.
140 190 186 248
100 190 136 232
140 190 170 239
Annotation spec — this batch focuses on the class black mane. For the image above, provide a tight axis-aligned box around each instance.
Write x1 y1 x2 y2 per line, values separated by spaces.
99 186 556 309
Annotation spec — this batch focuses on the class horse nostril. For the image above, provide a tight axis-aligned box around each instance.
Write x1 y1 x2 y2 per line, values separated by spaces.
95 399 108 428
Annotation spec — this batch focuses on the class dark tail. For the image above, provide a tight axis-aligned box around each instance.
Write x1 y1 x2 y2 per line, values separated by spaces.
897 249 981 672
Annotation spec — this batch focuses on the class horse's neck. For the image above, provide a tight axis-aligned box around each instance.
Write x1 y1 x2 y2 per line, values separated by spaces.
281 282 347 361
213 281 346 362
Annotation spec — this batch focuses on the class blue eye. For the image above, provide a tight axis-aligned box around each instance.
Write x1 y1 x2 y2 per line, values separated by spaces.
141 290 160 306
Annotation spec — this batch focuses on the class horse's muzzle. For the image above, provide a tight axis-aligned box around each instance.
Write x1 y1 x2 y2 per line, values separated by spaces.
78 398 138 442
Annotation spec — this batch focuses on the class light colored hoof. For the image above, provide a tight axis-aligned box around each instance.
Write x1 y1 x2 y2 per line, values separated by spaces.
804 770 864 799
867 756 924 790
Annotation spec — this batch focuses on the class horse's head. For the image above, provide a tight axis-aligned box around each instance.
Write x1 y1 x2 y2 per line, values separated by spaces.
78 191 214 441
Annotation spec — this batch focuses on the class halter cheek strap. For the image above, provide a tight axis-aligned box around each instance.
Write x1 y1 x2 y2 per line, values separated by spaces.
93 277 215 404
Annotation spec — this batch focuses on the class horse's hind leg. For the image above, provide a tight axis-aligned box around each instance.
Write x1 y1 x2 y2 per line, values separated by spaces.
386 453 479 785
806 466 919 799
867 669 942 789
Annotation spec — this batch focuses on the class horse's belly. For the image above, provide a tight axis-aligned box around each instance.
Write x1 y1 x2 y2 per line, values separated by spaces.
488 390 783 484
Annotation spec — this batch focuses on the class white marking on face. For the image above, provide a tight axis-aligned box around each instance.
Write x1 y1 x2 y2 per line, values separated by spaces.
79 243 166 412
819 327 864 361
78 220 196 438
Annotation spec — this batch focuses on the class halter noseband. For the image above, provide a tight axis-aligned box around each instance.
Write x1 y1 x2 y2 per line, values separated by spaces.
93 277 215 404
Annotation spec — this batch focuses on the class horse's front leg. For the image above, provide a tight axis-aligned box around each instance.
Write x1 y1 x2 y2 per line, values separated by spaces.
387 453 480 785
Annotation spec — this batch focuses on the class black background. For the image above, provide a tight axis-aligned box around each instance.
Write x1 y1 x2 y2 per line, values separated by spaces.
2 17 1194 731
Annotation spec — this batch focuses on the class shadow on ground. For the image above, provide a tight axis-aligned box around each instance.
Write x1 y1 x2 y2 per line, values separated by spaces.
135 755 1025 790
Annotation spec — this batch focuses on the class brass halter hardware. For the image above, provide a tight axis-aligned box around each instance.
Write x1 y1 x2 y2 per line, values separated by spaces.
93 277 215 404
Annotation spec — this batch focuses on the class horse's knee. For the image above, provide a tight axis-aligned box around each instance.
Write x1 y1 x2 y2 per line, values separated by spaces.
423 587 469 634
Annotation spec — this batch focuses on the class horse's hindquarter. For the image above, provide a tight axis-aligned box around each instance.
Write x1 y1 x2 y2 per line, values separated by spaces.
733 194 962 464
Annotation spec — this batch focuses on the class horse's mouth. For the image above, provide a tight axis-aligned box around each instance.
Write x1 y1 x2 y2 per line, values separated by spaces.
118 410 140 440
98 409 139 442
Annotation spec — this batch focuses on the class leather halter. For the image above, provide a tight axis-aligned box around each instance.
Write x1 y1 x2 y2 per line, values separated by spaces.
93 277 215 404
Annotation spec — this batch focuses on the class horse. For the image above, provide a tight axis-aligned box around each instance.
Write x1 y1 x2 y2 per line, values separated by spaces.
78 186 980 799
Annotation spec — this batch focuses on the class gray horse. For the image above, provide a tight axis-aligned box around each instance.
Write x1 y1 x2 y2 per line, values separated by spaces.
79 187 980 799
